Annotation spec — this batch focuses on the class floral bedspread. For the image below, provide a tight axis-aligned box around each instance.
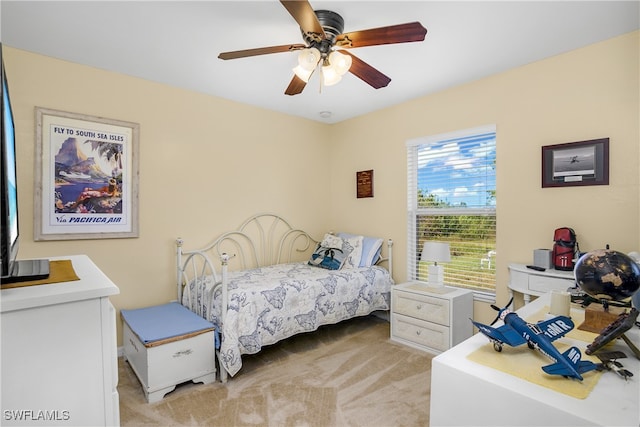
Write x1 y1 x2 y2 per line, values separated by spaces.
182 262 393 377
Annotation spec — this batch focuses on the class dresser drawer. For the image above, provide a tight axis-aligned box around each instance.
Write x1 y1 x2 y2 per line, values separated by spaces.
393 289 450 326
392 313 450 352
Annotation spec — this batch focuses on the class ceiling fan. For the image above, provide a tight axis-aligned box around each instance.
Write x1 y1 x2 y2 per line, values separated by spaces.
218 0 427 96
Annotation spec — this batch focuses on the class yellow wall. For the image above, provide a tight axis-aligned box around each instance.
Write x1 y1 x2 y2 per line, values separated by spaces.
4 30 639 342
4 47 331 343
328 30 639 317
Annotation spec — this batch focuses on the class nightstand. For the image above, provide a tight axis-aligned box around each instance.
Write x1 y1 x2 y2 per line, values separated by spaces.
391 282 473 354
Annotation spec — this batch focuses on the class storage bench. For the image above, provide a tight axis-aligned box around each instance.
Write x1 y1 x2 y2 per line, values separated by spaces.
121 302 216 403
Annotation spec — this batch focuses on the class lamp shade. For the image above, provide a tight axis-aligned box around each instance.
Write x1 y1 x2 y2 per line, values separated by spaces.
421 241 450 288
421 242 451 263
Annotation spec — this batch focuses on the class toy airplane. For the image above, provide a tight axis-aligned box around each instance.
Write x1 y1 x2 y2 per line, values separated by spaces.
595 351 634 380
471 298 598 381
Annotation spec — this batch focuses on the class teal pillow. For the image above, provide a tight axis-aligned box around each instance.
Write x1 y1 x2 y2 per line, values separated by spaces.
308 244 350 270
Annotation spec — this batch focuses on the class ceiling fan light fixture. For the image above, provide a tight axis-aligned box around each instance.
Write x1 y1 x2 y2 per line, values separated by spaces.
219 2 427 96
321 64 342 86
293 47 321 82
297 47 321 71
328 51 351 76
292 64 314 83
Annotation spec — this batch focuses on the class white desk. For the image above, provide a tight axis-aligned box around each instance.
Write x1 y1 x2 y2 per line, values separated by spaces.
509 263 575 304
430 293 639 426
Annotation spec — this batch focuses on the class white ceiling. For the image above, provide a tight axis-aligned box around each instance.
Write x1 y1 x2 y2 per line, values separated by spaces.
1 1 638 124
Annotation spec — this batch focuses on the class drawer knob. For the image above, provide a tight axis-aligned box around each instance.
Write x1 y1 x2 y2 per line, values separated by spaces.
416 304 422 310
416 330 422 336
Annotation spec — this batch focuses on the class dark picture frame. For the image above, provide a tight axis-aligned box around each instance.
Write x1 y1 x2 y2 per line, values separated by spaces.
356 169 374 198
542 138 609 188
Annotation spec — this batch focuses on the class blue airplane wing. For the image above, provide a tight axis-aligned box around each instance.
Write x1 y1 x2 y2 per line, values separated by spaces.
471 320 527 347
541 346 598 380
536 315 575 342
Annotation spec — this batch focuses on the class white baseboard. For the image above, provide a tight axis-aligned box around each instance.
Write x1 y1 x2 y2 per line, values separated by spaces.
117 346 124 358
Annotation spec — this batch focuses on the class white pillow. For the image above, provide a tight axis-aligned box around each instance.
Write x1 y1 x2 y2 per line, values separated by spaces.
342 235 364 269
320 233 344 249
337 232 384 267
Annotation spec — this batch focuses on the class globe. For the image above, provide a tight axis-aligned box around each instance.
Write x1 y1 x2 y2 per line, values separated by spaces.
574 249 640 302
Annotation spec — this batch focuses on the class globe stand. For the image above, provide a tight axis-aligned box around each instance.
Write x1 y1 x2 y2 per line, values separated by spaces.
577 302 625 334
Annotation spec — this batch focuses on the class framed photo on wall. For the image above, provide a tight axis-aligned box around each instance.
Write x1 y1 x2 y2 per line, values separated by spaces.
542 138 609 188
34 107 139 240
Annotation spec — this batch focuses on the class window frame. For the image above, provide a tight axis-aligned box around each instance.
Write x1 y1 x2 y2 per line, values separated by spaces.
406 125 496 302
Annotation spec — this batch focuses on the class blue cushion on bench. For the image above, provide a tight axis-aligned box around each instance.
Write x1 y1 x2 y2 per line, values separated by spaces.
121 302 214 345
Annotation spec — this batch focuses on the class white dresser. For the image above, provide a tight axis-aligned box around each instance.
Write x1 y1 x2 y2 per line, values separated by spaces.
1 255 120 426
508 263 575 304
390 282 473 354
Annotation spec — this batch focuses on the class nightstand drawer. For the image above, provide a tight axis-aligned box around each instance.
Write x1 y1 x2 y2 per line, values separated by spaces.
392 313 450 352
393 289 450 326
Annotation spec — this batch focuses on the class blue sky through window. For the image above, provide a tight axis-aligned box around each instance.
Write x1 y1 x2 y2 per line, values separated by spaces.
417 132 496 208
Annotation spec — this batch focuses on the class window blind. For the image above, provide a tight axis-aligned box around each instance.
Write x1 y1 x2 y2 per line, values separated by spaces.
407 125 496 297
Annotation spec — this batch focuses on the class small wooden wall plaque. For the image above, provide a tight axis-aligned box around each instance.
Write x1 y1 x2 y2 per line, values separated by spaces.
356 170 374 198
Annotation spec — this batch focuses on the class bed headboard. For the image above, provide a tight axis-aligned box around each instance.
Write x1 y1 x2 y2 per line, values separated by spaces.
176 212 394 305
176 213 319 302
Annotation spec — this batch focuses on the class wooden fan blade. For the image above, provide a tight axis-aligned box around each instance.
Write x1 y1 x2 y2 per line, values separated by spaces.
341 51 391 89
285 75 308 96
280 0 325 42
218 43 306 60
336 22 427 48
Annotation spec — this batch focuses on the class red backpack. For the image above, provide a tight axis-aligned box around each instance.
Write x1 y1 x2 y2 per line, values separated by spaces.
553 227 578 271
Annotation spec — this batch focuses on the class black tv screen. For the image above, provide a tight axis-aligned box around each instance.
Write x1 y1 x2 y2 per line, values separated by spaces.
1 44 20 278
1 43 49 283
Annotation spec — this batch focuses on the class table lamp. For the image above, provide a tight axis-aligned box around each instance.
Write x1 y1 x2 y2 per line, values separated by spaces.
421 241 451 288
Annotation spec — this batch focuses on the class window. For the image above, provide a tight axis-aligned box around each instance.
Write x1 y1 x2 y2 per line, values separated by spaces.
407 125 496 300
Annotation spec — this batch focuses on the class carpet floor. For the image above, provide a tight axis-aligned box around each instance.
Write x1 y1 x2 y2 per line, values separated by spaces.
118 314 432 427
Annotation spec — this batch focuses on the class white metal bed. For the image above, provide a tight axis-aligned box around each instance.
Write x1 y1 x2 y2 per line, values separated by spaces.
176 213 393 381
